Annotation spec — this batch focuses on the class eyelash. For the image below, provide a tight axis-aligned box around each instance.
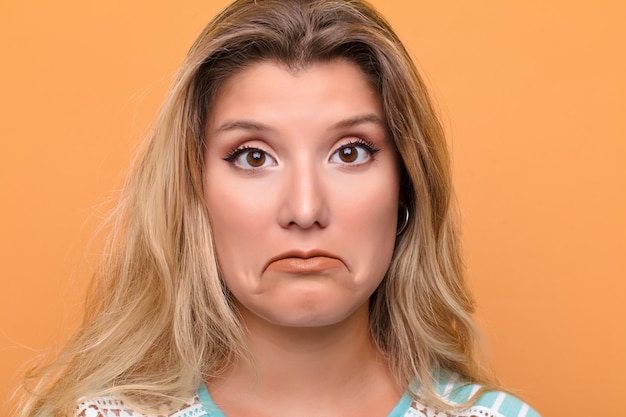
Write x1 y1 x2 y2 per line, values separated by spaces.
223 145 260 163
222 138 380 168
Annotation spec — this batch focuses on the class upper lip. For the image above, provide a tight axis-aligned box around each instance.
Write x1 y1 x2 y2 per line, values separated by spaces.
263 250 342 272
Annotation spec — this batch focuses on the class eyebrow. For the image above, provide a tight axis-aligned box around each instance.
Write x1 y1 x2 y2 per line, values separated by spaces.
213 113 385 134
214 120 272 133
332 114 385 130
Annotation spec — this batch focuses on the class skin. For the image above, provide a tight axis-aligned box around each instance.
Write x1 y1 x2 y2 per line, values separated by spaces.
203 59 402 417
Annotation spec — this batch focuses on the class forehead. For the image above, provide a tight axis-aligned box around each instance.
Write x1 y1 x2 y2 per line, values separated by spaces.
207 59 383 129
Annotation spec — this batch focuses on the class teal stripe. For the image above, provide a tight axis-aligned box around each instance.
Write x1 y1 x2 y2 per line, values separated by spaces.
197 384 226 417
496 394 541 417
498 394 524 416
474 391 501 409
446 383 478 404
431 370 480 406
473 391 542 417
498 393 524 416
523 403 542 417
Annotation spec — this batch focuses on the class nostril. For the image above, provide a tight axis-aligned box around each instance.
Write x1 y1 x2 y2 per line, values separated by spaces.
277 184 330 230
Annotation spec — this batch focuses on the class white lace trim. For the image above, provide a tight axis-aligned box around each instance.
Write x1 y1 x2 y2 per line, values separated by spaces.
407 401 513 417
76 395 205 417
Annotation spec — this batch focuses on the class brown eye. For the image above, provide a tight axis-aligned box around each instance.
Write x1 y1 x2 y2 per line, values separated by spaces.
225 147 276 170
329 141 378 165
246 150 266 167
338 146 358 163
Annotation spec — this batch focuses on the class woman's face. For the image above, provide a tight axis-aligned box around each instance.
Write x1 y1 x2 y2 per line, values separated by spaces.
203 59 400 329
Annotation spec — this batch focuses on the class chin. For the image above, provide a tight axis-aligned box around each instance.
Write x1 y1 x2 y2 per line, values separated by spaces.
268 312 348 328
240 296 370 329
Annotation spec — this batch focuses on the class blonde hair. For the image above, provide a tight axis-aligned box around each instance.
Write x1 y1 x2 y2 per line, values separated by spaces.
20 0 490 415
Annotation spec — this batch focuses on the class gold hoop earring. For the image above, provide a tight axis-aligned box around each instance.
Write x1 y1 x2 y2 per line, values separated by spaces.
397 205 410 236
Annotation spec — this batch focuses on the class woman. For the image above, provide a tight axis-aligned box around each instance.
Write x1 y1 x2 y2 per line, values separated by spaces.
21 1 539 416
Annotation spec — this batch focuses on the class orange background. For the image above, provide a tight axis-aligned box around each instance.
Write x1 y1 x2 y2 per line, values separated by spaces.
1 1 625 416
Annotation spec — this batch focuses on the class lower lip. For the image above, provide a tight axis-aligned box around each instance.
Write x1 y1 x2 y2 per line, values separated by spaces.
266 256 343 274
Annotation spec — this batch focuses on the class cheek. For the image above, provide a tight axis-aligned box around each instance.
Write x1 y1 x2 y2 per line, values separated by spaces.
335 179 399 281
203 177 271 285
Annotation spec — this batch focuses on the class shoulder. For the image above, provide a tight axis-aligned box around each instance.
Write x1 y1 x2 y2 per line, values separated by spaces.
405 373 541 417
407 389 540 417
75 394 207 417
466 390 540 417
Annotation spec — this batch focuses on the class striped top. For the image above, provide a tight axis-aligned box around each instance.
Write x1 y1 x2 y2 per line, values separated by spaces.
76 374 540 417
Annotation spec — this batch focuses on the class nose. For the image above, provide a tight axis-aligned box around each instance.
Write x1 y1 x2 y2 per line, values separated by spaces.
277 161 330 230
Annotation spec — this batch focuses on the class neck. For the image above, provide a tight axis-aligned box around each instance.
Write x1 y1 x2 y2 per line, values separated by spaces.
208 304 402 417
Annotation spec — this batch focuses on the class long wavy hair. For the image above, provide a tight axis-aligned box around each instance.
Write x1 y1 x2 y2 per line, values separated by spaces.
20 0 491 415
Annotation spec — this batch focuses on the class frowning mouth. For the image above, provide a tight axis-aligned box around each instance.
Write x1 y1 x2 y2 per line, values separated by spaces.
264 251 344 274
